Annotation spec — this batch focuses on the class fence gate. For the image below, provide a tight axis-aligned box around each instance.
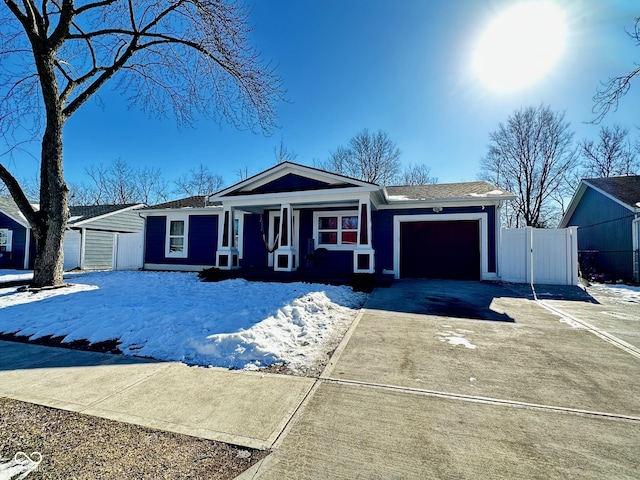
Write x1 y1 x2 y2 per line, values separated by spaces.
500 227 578 285
113 232 144 270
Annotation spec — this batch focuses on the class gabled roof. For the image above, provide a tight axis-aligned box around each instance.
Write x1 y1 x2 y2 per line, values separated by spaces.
560 175 640 227
210 161 379 200
0 196 143 227
68 204 144 225
583 176 640 209
385 182 514 202
144 195 211 210
0 196 36 227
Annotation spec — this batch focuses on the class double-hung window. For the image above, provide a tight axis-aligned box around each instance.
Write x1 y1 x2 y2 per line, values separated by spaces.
314 212 358 249
0 229 11 252
166 217 188 258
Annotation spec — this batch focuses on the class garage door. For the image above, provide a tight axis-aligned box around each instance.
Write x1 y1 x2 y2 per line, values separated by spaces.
400 220 480 280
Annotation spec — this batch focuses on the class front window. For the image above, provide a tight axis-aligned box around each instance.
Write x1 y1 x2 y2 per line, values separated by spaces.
315 212 359 248
165 217 188 258
0 229 11 252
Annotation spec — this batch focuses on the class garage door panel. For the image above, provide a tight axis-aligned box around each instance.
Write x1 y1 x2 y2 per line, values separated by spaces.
400 220 480 280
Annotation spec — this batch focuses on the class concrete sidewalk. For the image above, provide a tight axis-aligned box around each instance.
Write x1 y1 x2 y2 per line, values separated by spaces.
0 340 314 450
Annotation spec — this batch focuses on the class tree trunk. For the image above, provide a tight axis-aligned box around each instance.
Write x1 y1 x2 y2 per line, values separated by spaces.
31 54 69 288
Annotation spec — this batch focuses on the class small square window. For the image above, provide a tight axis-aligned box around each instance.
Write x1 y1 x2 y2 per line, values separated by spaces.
320 232 338 244
318 216 338 230
342 231 357 244
342 216 358 230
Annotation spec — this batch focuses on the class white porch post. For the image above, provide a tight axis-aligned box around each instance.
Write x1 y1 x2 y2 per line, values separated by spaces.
216 207 239 269
274 203 296 271
353 199 375 273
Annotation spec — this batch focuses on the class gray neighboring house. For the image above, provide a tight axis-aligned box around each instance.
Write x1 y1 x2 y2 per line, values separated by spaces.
0 196 145 271
560 176 640 282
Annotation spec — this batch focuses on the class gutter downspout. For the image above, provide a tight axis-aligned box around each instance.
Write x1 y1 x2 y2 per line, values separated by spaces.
23 227 31 270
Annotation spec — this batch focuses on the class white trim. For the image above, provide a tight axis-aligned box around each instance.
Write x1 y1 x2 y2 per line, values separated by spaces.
213 189 377 209
313 210 359 251
80 227 86 269
378 198 505 210
165 214 189 258
392 213 489 280
23 228 31 269
268 210 300 267
141 207 221 217
234 211 245 259
210 161 378 199
0 228 12 252
144 263 214 272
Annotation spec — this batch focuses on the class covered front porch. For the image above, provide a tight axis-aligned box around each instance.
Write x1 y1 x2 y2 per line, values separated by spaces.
214 199 377 277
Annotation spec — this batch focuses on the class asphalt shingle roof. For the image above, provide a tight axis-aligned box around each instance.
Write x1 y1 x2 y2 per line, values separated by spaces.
1 196 142 225
144 195 210 210
585 176 640 209
386 181 511 201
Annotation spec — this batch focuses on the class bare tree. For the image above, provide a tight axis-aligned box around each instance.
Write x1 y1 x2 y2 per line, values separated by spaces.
318 129 401 185
236 166 250 181
0 0 282 287
580 125 639 178
593 17 640 123
480 105 579 228
273 136 297 164
396 163 437 185
174 163 224 196
138 166 169 205
70 158 169 205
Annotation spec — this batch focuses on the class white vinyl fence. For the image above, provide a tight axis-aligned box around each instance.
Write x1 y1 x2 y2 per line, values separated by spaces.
500 227 578 285
113 232 144 270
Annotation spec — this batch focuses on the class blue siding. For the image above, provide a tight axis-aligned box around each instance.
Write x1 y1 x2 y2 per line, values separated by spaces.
565 187 634 280
145 215 218 265
372 206 497 274
230 174 349 195
0 212 28 269
240 214 268 268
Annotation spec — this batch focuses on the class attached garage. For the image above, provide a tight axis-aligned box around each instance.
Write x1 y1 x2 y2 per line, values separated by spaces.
392 213 491 280
400 220 480 280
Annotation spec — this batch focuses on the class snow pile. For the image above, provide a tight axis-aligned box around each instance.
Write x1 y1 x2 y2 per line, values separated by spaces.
0 271 367 373
0 270 34 283
590 283 640 304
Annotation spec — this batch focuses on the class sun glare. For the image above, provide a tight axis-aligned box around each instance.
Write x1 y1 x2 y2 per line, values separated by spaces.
473 1 566 92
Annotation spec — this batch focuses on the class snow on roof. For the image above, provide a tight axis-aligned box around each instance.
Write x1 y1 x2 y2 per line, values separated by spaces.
386 182 512 201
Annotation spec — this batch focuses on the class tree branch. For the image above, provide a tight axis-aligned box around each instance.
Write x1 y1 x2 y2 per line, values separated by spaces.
0 163 40 228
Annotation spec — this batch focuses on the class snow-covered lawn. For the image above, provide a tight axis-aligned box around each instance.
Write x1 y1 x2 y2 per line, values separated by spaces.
0 271 367 374
589 282 640 304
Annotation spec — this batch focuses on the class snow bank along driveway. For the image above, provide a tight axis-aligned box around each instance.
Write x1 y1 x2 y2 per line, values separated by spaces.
0 271 367 374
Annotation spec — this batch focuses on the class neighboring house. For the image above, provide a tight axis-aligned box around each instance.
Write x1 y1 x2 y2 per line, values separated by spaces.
142 162 515 280
0 196 145 271
560 176 640 282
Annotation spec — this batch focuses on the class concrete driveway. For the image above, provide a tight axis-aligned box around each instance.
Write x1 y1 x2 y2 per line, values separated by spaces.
248 280 640 479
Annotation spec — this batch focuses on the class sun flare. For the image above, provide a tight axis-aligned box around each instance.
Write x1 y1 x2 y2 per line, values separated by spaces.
473 1 566 92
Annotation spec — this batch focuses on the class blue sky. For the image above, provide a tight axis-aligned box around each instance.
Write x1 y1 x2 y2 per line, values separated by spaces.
7 0 640 192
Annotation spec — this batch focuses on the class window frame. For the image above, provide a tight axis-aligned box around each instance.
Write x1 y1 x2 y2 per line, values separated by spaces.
165 215 189 258
313 210 359 250
0 228 12 252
